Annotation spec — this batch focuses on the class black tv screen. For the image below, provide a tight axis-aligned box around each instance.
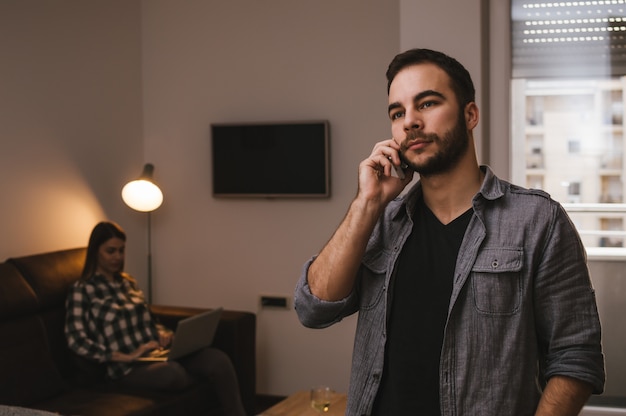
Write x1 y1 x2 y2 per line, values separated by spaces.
211 121 330 198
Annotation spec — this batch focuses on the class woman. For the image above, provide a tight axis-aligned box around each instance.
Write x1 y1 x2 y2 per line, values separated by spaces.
65 221 246 416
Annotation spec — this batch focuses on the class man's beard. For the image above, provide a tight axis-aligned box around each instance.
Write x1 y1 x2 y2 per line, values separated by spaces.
399 110 469 177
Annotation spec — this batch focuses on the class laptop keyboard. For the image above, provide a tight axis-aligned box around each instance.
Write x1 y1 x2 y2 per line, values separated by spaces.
146 348 170 358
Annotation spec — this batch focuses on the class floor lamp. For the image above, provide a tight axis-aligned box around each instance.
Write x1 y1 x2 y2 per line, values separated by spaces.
121 163 163 304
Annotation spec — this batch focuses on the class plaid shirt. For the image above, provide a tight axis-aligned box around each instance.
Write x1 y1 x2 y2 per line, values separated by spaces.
64 273 159 379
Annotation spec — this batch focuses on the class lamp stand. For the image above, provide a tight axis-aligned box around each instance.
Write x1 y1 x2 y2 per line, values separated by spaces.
147 211 153 304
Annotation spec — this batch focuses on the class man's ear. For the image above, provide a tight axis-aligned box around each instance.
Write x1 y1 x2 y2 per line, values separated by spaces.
465 102 479 130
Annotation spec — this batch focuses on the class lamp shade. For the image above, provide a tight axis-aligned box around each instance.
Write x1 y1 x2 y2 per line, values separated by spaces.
121 163 163 212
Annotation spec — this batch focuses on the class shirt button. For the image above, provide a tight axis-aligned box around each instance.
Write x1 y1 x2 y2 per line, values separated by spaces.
492 259 499 269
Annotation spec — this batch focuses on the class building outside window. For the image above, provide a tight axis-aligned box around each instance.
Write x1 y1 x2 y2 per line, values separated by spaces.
510 0 626 258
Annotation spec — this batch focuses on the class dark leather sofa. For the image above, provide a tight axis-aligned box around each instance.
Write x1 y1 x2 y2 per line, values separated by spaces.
0 247 256 416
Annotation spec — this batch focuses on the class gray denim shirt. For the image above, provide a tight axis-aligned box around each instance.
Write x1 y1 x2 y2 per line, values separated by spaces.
294 166 605 416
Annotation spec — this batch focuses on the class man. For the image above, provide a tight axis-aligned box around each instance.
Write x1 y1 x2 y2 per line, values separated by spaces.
294 48 605 416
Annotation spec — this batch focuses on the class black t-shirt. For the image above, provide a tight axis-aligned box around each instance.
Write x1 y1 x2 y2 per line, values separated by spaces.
372 199 472 415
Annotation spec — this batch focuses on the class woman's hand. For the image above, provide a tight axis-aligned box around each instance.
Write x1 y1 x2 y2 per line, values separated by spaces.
111 341 160 363
158 328 173 348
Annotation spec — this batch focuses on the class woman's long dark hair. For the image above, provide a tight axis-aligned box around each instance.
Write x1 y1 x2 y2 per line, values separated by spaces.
81 221 126 280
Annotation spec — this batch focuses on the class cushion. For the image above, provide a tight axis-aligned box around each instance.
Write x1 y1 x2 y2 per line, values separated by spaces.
0 317 66 405
8 248 86 308
0 263 38 319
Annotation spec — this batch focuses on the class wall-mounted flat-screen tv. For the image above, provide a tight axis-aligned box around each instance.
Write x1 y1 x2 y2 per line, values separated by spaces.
211 120 330 198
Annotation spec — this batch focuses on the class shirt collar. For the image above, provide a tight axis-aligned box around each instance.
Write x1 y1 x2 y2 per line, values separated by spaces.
476 165 506 202
392 165 505 219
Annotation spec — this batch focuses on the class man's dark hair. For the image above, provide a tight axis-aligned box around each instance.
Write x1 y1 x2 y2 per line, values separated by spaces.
386 48 475 107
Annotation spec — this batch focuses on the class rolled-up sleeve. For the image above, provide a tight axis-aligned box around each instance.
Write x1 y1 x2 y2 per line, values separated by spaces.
535 205 605 393
294 256 360 328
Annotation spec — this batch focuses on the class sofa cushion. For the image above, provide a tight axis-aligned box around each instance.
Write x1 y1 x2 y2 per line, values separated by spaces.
0 317 66 405
30 382 217 416
8 247 86 308
0 247 256 416
66 353 107 386
0 263 38 319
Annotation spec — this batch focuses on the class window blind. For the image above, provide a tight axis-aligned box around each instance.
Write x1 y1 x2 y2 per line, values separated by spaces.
512 0 626 78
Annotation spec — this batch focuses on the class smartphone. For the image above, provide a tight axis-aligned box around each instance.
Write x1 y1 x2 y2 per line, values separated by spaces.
392 163 408 179
391 152 409 179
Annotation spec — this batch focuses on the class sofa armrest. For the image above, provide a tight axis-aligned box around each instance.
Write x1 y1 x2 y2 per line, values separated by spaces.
149 305 256 415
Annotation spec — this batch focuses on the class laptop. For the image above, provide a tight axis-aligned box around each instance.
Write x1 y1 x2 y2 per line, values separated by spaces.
136 307 223 362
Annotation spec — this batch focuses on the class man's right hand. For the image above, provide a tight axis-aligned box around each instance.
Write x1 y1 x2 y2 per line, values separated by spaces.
307 139 414 302
357 139 414 206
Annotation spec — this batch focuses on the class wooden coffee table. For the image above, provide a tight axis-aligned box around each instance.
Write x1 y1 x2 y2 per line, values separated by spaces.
259 390 347 416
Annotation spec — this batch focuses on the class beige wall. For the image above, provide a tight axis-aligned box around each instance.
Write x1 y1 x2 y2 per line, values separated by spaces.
0 0 488 397
3 0 621 401
0 1 147 279
140 0 401 394
139 0 488 395
399 0 485 161
1 0 558 399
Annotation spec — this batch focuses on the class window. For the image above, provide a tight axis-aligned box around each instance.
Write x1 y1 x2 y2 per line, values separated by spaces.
511 0 626 258
567 139 581 154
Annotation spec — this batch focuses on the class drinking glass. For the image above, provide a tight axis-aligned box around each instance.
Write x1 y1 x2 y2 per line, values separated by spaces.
310 386 333 413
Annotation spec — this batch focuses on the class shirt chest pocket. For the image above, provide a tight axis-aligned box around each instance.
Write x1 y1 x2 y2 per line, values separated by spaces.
471 247 523 315
359 249 390 310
